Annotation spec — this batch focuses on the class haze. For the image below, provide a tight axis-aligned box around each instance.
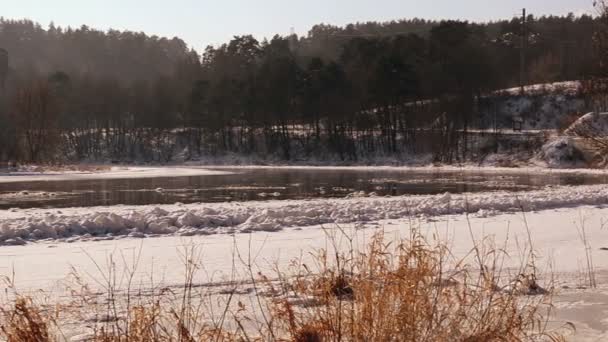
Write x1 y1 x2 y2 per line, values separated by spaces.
2 0 594 50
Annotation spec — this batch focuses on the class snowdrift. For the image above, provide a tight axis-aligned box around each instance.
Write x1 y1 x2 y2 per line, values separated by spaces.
2 184 608 245
564 112 608 137
538 137 585 168
498 81 581 97
0 167 232 184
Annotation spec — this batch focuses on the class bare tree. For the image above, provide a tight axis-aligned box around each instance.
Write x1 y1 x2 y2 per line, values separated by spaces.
0 48 7 91
12 80 59 162
581 1 608 111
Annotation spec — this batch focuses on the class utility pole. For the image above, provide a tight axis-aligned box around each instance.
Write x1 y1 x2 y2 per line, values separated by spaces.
289 27 297 51
520 8 527 95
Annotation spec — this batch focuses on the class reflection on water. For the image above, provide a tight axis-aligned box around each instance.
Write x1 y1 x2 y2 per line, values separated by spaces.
0 168 607 210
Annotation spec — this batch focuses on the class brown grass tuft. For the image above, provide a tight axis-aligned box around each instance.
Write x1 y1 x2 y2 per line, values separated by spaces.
0 297 51 342
293 324 323 342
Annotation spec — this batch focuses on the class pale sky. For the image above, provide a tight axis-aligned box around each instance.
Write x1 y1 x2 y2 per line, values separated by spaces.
1 0 595 51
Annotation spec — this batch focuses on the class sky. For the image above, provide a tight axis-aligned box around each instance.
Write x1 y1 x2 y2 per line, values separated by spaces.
1 0 595 51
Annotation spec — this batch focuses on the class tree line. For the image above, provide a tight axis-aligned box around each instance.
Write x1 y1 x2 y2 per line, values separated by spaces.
0 14 602 163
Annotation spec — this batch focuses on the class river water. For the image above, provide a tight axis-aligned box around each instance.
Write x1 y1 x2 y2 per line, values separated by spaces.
1 167 607 210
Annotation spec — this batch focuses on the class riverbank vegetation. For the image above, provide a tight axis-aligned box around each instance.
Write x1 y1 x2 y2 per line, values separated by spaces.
0 11 605 164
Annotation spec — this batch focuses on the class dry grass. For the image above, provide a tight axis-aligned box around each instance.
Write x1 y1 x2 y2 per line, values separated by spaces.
257 230 563 341
0 228 568 341
0 297 52 342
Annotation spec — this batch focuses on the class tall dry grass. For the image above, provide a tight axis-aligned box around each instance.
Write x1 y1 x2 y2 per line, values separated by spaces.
0 228 568 341
257 229 563 341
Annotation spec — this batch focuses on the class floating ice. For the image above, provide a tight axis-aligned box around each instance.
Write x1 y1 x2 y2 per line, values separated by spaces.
2 183 608 245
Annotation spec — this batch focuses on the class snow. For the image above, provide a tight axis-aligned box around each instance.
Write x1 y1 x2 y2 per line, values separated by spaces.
1 204 608 340
201 164 608 175
2 182 608 244
498 81 581 97
1 203 606 288
2 163 608 340
564 112 608 137
538 137 586 168
482 81 586 131
533 112 608 168
0 166 232 184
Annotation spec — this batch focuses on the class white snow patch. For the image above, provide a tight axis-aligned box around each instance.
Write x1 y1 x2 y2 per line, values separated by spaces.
538 137 586 169
498 81 581 97
565 112 608 137
0 167 232 184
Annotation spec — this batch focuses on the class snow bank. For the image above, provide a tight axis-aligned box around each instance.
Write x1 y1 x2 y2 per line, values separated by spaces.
538 137 585 168
498 81 581 97
0 167 232 184
2 184 608 244
201 164 608 176
564 112 608 137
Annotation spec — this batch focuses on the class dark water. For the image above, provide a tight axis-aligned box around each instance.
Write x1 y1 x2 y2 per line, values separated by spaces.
1 168 607 210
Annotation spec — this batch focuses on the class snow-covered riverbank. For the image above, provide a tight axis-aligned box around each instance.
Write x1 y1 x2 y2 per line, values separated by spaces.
0 166 232 184
3 205 608 341
1 182 608 245
199 163 608 175
5 204 608 289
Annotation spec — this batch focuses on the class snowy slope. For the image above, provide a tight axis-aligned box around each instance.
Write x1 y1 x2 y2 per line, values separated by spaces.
564 112 608 137
537 137 586 168
497 81 581 97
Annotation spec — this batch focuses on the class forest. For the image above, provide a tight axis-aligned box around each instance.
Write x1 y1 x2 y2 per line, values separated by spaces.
0 13 602 163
